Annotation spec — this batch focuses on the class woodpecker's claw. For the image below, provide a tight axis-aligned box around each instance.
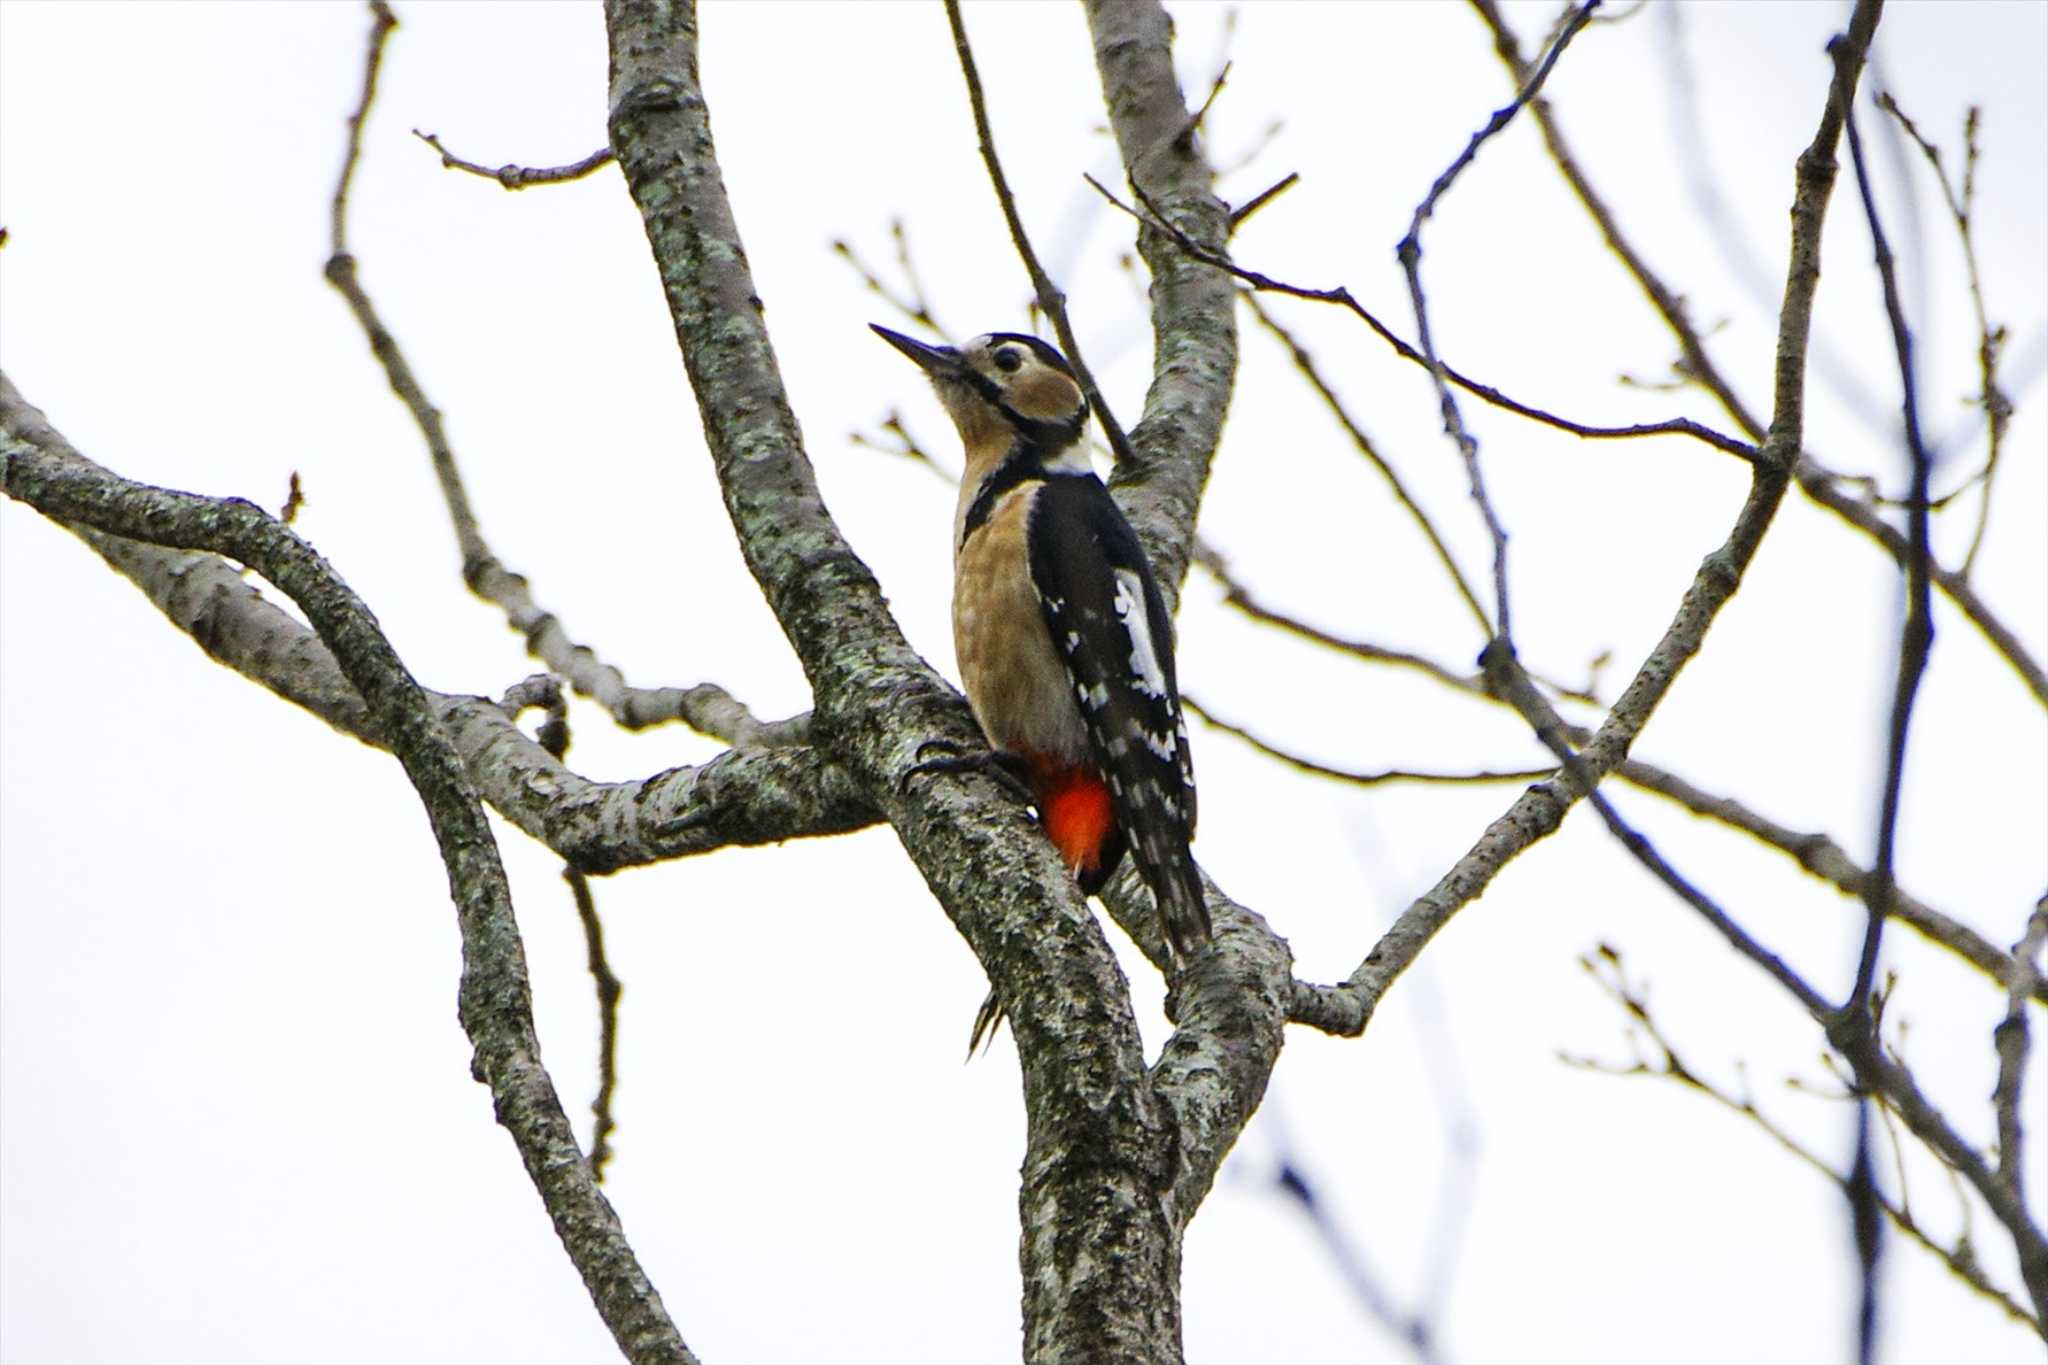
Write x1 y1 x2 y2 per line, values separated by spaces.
966 989 1006 1060
900 740 1036 804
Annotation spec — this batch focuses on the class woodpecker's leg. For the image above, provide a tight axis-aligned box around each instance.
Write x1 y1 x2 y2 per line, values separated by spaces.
900 739 1037 805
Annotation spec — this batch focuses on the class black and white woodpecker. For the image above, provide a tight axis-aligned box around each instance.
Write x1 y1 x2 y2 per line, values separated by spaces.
872 324 1211 990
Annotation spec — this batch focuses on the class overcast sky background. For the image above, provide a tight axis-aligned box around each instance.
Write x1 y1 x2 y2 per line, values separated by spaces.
2 2 2044 1362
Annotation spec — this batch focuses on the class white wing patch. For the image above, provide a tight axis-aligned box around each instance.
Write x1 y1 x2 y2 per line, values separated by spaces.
1112 569 1170 700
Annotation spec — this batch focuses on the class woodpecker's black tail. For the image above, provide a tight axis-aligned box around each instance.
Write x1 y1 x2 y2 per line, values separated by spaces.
1133 835 1210 964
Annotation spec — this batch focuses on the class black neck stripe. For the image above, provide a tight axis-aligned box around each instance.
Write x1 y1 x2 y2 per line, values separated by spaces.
962 452 1048 538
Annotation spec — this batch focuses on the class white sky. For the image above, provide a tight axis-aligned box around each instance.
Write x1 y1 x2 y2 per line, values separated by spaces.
2 2 2043 1362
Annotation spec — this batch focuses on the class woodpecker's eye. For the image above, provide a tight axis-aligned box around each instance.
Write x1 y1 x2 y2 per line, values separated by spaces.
992 347 1023 373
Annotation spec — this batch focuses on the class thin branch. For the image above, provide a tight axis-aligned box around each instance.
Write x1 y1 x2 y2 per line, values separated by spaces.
1992 900 2048 1210
1480 641 1832 1018
1273 1156 1445 1363
1242 294 1492 635
1186 697 1551 787
1086 176 1758 463
1568 946 2040 1333
1474 0 2046 707
412 130 617 190
1397 0 1602 639
1876 95 2012 579
1830 79 1944 1349
502 676 625 1183
942 0 1136 469
1796 464 2046 705
833 233 951 342
568 864 624 1182
1840 70 1936 1023
1228 171 1299 232
328 1 396 257
1612 760 2039 1002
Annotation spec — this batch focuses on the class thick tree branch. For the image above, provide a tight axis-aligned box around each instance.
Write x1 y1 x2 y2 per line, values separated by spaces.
0 378 876 876
0 379 695 1364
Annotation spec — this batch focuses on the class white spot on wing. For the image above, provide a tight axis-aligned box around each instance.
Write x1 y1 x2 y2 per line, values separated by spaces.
1112 569 1169 699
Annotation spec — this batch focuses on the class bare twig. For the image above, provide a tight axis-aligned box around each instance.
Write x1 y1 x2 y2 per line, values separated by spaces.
1992 900 2048 1211
1272 1153 1445 1363
1186 697 1551 788
942 0 1137 469
1243 295 1492 635
328 1 396 257
1877 96 2012 578
412 130 616 190
834 232 952 342
279 471 305 526
1228 171 1299 232
1613 761 2039 1001
568 865 624 1182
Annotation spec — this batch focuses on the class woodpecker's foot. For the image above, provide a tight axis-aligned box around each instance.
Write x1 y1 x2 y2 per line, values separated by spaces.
901 741 1036 805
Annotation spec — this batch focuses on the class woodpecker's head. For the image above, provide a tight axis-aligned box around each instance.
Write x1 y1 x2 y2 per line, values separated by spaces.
871 325 1088 457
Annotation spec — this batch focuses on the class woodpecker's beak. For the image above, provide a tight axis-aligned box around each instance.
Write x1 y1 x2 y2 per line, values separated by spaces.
870 324 964 377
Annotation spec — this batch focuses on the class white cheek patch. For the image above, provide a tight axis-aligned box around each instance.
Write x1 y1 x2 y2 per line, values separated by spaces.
1112 569 1169 699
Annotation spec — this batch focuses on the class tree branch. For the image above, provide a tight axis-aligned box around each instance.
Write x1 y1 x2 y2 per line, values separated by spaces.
413 130 617 190
1306 0 1884 1038
1471 0 2047 709
1399 0 1602 640
0 377 878 877
0 378 695 1364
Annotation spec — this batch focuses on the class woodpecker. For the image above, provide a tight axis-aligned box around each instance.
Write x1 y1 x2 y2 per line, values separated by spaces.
873 324 1210 1023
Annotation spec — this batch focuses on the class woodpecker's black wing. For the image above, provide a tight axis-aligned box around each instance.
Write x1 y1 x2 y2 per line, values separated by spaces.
1026 473 1208 958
